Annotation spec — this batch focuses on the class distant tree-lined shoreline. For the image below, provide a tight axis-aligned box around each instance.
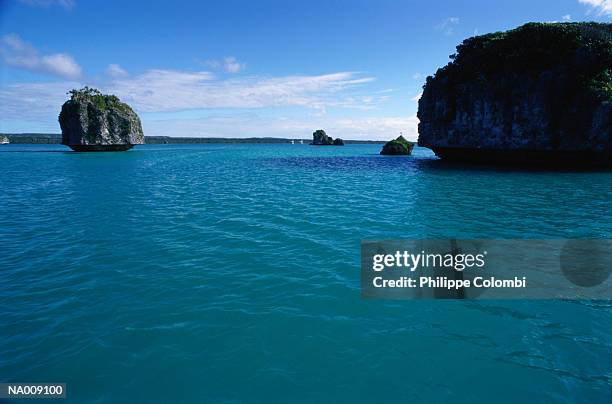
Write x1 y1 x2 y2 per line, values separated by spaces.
2 133 385 145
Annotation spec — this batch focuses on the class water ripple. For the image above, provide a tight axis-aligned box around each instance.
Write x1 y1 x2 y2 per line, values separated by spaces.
0 144 610 402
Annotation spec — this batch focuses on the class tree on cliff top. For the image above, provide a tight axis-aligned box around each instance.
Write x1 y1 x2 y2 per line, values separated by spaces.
428 22 612 101
67 87 131 113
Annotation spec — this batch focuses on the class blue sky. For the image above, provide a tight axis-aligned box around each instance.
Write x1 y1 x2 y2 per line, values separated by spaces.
0 0 610 140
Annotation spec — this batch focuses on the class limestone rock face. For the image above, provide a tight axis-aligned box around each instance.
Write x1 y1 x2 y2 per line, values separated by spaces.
310 129 344 146
59 87 144 151
311 129 333 145
380 135 414 155
417 22 612 166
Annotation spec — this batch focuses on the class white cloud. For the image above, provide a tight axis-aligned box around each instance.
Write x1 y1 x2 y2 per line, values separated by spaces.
142 113 419 141
562 14 572 20
579 0 612 16
0 81 80 121
104 69 377 112
0 70 379 116
436 17 460 35
327 115 418 141
223 57 245 73
0 76 416 139
410 92 423 102
199 59 220 69
39 54 81 78
0 34 82 79
200 56 246 73
106 63 128 77
19 0 74 9
0 69 398 138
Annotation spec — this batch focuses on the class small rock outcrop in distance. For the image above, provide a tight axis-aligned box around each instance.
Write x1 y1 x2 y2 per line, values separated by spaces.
310 129 344 146
417 22 612 166
380 135 414 155
59 87 144 151
311 129 333 145
0 135 9 144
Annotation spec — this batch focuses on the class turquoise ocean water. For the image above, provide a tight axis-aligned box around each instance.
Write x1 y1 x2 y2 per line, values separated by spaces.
1 143 611 402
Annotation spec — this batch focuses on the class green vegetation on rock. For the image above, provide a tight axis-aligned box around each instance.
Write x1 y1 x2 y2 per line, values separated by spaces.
439 22 612 101
380 135 414 155
67 86 133 115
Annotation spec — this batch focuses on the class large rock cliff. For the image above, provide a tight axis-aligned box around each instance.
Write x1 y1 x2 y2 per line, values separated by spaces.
417 22 612 166
59 87 144 151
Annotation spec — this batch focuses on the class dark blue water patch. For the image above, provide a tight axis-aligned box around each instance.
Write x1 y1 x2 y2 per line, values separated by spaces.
264 155 427 172
414 157 612 174
266 152 612 175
